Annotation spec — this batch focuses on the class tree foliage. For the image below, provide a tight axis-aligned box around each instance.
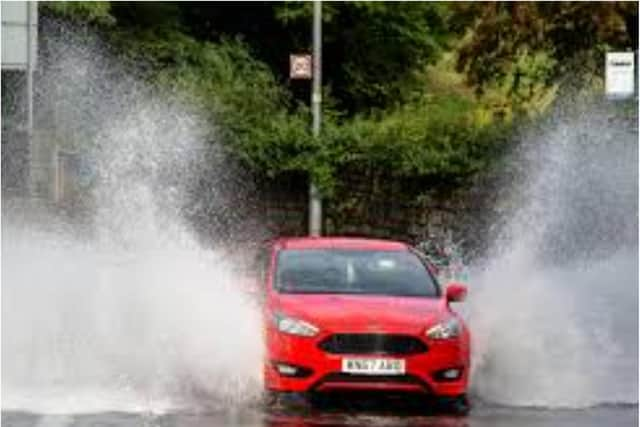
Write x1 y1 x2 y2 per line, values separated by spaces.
40 1 637 195
453 2 637 106
44 1 115 26
275 2 452 113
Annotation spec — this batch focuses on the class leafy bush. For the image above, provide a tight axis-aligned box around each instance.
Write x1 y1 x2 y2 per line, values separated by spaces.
41 2 522 198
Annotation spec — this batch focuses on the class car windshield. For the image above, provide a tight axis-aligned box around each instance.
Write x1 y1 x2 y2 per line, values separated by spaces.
275 249 439 297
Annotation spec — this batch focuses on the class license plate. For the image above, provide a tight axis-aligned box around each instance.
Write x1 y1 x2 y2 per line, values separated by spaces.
341 358 405 375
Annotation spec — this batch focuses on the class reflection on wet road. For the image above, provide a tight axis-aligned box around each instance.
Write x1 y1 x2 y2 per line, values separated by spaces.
3 404 637 427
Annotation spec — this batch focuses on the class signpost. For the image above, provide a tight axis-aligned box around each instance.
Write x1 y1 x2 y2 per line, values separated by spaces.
2 1 38 196
309 0 322 237
2 1 38 129
2 1 37 70
290 54 312 80
605 52 636 100
289 1 322 236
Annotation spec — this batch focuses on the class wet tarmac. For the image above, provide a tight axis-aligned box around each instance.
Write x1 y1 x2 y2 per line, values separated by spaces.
3 403 637 427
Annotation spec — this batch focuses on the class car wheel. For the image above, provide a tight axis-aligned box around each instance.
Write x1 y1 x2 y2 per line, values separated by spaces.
265 391 311 411
307 392 335 409
437 394 470 416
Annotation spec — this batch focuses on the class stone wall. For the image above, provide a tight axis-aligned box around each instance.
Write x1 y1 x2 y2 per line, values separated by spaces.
257 169 496 259
4 142 495 259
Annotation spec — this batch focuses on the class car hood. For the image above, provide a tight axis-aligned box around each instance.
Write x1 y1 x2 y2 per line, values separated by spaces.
271 293 446 333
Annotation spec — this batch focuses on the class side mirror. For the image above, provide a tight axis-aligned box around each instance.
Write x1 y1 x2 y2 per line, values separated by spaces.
445 283 467 303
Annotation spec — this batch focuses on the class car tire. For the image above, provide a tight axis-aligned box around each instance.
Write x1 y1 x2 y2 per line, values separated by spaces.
437 394 470 416
265 391 311 411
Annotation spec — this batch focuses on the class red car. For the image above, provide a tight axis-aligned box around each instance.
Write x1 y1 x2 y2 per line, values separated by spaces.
258 237 470 412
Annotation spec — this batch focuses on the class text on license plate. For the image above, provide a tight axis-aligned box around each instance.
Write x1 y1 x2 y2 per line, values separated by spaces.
341 358 405 375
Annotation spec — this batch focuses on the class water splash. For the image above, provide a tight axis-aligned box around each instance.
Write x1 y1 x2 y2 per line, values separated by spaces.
2 21 263 414
3 19 637 414
467 103 638 407
416 232 469 284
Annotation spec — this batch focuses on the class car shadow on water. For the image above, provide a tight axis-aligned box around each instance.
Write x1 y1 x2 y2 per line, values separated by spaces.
264 392 470 427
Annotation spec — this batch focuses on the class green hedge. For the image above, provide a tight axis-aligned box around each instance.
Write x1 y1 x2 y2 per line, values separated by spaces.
43 2 514 197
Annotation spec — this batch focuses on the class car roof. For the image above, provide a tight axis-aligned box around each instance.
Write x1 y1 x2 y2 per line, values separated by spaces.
273 236 410 251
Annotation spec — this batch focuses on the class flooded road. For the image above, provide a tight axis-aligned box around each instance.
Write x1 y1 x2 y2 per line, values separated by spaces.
2 25 637 427
3 405 638 427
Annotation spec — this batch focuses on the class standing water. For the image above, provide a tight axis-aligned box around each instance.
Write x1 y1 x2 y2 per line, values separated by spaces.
1 20 638 419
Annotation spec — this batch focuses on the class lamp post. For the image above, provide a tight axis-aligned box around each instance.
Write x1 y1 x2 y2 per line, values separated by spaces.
309 0 322 236
26 1 36 197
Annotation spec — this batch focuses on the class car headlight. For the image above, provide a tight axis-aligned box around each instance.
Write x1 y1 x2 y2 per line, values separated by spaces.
426 318 461 340
273 312 319 337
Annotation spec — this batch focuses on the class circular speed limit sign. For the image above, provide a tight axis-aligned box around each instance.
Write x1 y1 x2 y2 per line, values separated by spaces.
290 54 312 80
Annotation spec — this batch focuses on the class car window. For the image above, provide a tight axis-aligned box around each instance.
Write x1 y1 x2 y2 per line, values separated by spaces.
275 249 439 297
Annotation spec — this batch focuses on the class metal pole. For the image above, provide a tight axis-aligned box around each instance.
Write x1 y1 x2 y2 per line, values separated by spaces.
26 1 36 197
309 0 322 236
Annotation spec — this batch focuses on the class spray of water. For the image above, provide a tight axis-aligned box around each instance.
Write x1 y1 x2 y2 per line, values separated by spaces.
3 20 637 414
467 104 638 407
2 22 263 414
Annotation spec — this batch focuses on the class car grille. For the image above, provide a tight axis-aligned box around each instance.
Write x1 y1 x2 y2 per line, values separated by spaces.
312 372 432 393
318 333 428 355
320 373 420 384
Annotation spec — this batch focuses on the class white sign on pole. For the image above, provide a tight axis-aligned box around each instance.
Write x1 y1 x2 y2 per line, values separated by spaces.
605 52 635 99
290 54 312 80
1 1 38 70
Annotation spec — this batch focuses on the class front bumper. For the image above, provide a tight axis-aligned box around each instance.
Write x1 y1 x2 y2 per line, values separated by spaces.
265 329 469 397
